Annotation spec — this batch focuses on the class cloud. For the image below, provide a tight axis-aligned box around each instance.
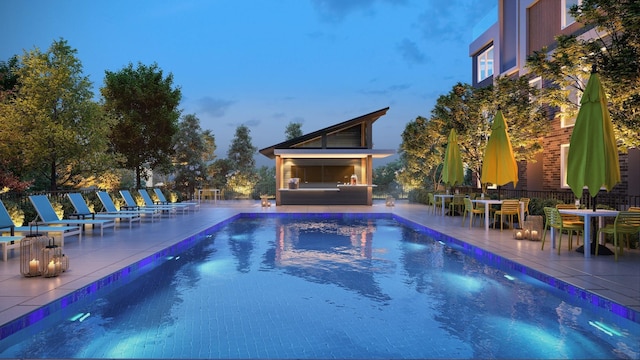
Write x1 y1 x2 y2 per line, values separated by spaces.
244 119 261 127
415 0 489 43
311 0 407 23
196 96 234 117
360 83 411 96
396 38 429 65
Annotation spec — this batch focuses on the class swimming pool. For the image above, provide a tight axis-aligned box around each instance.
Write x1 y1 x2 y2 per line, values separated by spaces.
0 213 638 358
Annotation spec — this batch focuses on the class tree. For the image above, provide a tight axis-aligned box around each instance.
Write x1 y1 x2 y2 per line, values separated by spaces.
284 121 303 140
171 114 216 199
208 158 232 190
372 160 403 197
101 62 182 188
0 39 116 191
226 125 257 198
430 83 486 185
398 116 446 189
488 76 550 162
527 0 640 150
227 125 256 173
0 55 19 100
253 165 276 198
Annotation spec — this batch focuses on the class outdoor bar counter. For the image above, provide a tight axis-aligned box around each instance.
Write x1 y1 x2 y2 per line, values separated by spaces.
279 184 375 205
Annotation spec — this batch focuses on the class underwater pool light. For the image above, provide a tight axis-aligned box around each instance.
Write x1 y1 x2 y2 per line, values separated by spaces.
504 274 515 281
69 313 84 322
78 313 91 322
589 320 622 337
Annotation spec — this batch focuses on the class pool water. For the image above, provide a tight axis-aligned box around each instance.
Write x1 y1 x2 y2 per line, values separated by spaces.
0 214 638 359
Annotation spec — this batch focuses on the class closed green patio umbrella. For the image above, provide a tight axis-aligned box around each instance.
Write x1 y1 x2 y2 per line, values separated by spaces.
481 110 518 190
567 69 620 201
567 69 619 255
442 128 464 188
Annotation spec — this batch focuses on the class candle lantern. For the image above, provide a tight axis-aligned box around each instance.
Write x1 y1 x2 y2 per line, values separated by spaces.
41 238 63 278
385 196 395 207
526 215 544 241
59 254 70 272
19 229 48 277
260 195 270 208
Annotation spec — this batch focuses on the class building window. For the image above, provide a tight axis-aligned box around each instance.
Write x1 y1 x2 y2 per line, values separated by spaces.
560 144 570 188
477 46 494 82
529 77 542 102
562 0 582 29
560 86 582 128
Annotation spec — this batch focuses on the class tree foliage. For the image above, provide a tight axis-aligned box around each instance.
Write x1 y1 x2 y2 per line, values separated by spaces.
284 121 303 140
398 116 446 189
171 113 216 198
101 62 182 188
226 125 258 197
399 78 549 189
227 125 256 173
0 55 19 101
527 0 640 150
0 39 116 191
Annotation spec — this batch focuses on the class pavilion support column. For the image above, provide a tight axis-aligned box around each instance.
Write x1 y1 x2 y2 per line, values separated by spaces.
275 155 282 206
366 155 373 205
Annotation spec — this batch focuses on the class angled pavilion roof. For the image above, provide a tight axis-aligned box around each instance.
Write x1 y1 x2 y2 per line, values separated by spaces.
259 107 392 159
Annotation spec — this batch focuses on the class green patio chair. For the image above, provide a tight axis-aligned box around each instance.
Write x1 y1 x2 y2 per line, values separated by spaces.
596 211 640 261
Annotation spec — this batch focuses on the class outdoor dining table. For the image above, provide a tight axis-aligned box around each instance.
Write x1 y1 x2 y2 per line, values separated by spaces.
556 208 619 258
471 199 525 231
433 194 455 216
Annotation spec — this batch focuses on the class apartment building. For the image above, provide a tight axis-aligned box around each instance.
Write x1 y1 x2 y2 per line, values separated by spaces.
468 0 639 198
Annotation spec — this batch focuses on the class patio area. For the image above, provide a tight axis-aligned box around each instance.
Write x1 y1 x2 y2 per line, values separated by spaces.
1 199 639 332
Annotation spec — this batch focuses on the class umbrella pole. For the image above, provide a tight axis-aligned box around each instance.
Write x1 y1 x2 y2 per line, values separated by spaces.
591 195 597 253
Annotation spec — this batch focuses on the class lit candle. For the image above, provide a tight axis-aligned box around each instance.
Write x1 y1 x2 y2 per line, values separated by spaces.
515 231 523 240
29 259 39 274
47 260 55 274
531 230 538 240
524 229 531 239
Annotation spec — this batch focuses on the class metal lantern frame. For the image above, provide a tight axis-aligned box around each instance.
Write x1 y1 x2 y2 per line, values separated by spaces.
20 233 48 277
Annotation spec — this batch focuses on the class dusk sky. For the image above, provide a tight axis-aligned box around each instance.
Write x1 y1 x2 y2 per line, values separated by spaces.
1 0 493 167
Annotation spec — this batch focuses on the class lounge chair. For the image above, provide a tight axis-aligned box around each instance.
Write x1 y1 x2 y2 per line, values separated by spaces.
153 188 200 211
67 193 141 229
0 234 23 261
96 191 162 223
119 190 177 216
29 195 115 236
0 200 81 259
138 189 188 215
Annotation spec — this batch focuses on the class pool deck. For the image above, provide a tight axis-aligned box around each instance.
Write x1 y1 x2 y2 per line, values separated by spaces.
1 200 639 331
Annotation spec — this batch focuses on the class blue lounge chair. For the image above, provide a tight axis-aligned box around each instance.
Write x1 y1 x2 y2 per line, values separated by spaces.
153 188 200 211
0 234 23 262
29 195 115 236
120 190 177 216
96 191 161 223
0 200 81 258
138 189 188 214
67 193 141 229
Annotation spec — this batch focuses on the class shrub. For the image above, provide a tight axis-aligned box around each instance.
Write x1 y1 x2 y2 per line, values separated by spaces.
528 197 563 216
408 188 430 204
4 201 25 226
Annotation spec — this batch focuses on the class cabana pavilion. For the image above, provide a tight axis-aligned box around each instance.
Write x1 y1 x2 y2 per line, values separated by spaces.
259 107 394 206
